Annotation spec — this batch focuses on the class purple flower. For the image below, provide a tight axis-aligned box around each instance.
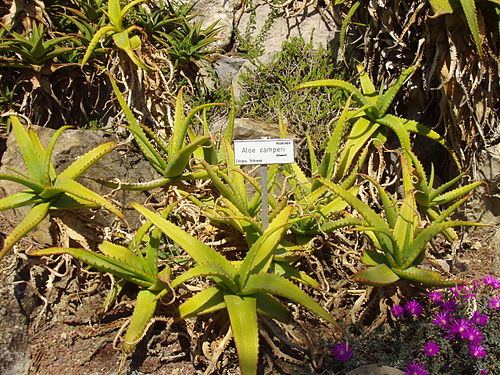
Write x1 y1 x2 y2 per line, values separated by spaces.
482 275 497 286
448 318 471 337
331 342 353 362
462 326 485 343
450 285 475 300
428 291 443 303
404 361 428 375
423 341 440 356
480 370 488 374
432 311 451 326
471 311 489 327
391 304 405 318
404 301 423 317
469 343 487 358
441 299 457 311
488 296 500 310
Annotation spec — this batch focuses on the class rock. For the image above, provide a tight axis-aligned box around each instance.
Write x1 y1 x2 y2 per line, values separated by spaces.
236 2 335 64
213 55 248 88
0 126 161 247
0 254 31 375
347 365 404 375
192 0 240 51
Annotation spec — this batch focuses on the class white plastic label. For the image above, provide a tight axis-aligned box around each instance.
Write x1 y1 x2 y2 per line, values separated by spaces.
233 138 295 165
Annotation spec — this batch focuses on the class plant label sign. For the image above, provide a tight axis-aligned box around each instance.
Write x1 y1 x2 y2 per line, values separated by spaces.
233 138 295 165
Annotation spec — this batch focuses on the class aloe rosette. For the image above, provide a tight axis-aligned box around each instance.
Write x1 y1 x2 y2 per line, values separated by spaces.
317 152 482 286
0 116 123 261
131 202 335 375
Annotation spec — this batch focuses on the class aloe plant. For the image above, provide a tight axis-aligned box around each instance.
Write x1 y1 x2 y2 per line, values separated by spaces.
317 151 482 286
0 22 73 68
80 0 152 70
29 209 172 358
294 64 461 169
132 202 334 375
98 74 223 190
408 150 482 242
0 116 123 261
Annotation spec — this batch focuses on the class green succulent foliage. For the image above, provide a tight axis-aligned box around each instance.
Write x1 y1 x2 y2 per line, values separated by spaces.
54 0 108 58
102 74 222 190
155 18 220 71
29 208 173 355
131 202 334 375
0 116 123 262
293 64 461 169
283 97 367 242
408 150 482 242
81 0 152 70
317 151 482 287
0 22 74 68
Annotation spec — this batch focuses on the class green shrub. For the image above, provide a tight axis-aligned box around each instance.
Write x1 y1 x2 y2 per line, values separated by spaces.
238 37 349 163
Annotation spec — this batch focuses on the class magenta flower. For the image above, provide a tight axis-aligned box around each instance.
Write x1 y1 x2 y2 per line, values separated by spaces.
450 285 475 300
432 311 451 326
441 299 457 311
480 370 488 374
448 318 471 338
404 361 428 375
423 341 440 356
469 343 487 358
391 304 405 318
428 291 443 303
404 301 423 317
471 311 489 327
462 326 485 343
331 342 353 361
488 295 500 310
483 276 500 288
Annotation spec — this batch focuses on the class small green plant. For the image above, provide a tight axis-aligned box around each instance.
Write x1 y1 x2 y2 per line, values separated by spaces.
294 64 461 170
102 74 222 190
81 0 152 70
132 202 335 375
239 36 348 153
0 116 123 261
0 22 73 68
317 150 482 286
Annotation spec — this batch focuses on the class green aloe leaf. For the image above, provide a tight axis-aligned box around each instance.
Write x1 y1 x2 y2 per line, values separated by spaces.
54 177 124 219
0 191 42 211
57 141 118 180
163 135 211 177
352 264 400 285
241 273 334 324
255 293 291 323
293 79 368 108
392 267 465 287
99 241 141 269
176 286 226 320
81 24 116 66
361 249 386 266
238 206 292 287
122 289 159 353
131 202 237 277
377 65 416 117
0 173 45 192
224 294 259 375
403 221 484 268
171 264 238 292
29 247 155 287
10 116 44 182
0 201 51 261
42 126 72 185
